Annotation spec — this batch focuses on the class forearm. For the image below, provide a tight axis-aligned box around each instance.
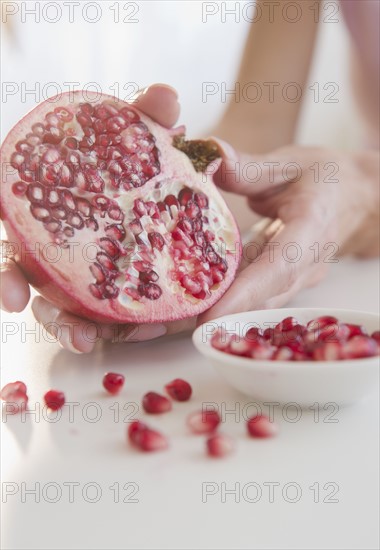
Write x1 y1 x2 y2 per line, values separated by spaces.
214 0 320 154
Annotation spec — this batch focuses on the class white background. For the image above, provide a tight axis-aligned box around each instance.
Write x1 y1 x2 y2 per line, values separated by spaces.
1 1 379 549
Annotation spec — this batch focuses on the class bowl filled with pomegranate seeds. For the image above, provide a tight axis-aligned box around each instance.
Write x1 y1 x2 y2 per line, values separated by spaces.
193 308 380 406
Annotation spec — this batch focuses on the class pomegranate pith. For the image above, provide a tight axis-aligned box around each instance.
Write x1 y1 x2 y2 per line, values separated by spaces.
1 91 241 324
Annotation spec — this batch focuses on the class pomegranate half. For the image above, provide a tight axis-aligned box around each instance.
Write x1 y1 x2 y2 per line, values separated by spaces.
0 92 241 323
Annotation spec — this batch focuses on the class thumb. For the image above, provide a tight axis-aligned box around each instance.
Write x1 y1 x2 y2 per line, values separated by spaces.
131 83 180 128
210 139 300 198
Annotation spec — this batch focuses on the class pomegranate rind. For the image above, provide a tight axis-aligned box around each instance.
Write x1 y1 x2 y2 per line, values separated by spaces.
1 91 241 323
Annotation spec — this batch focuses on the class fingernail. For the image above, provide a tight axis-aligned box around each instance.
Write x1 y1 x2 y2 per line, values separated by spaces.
114 324 167 343
130 87 146 103
58 327 84 354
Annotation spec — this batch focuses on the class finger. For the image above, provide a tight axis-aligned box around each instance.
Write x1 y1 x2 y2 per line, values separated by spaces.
265 263 328 309
198 214 318 322
32 297 96 354
211 140 300 198
0 258 30 312
132 84 180 128
32 296 168 350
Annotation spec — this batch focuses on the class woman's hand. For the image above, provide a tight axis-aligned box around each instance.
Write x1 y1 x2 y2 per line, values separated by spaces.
198 143 379 323
0 84 184 353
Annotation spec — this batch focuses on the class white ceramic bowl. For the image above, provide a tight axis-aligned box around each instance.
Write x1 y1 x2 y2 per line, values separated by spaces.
192 308 379 407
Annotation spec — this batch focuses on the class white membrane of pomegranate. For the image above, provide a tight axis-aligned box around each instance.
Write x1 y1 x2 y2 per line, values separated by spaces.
1 92 240 323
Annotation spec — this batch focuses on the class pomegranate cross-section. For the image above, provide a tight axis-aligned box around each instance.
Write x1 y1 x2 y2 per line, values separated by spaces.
1 92 241 323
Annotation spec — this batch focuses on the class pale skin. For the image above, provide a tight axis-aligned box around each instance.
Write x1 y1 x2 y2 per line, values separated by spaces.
1 0 379 352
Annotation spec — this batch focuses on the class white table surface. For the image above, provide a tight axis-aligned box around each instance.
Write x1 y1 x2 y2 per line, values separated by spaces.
1 257 379 550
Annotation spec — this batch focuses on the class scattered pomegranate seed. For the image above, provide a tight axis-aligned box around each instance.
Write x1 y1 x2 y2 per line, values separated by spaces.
0 381 28 414
164 379 192 401
1 390 28 414
44 390 65 411
247 415 278 438
187 409 221 434
0 381 27 400
127 420 168 452
210 316 380 362
102 372 125 395
206 433 235 458
142 391 172 414
128 420 148 442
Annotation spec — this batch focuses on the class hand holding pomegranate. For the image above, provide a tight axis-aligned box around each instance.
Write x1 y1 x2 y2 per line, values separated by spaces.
0 84 241 352
199 144 379 323
1 86 378 353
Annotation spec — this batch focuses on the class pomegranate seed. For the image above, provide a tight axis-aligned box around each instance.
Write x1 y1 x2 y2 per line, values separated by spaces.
345 323 368 339
247 415 278 438
164 379 192 401
245 327 262 341
148 232 165 251
142 392 172 414
1 390 28 414
178 187 193 205
164 194 179 209
103 372 125 395
275 316 299 331
307 316 338 331
139 270 159 283
249 341 274 360
0 381 28 414
229 338 252 357
342 336 378 359
44 390 65 410
0 381 27 400
187 409 221 434
263 327 275 342
281 324 306 343
313 342 343 361
210 316 378 362
128 420 148 442
127 420 168 452
12 181 27 196
194 192 209 209
272 346 293 360
138 283 162 300
319 323 349 342
206 434 235 458
210 328 233 351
